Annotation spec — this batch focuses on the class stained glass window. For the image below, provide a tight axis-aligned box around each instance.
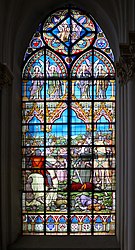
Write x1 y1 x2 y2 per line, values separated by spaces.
22 6 116 235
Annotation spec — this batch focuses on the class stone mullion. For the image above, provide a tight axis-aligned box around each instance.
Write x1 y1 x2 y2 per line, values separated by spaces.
116 31 135 250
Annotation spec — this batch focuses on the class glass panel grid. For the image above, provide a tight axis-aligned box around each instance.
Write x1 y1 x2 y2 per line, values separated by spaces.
22 6 116 236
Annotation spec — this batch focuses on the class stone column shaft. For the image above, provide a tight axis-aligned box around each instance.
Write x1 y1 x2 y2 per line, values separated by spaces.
0 62 13 250
116 32 135 250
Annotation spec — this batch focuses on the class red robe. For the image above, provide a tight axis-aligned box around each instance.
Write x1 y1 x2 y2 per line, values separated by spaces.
71 182 93 191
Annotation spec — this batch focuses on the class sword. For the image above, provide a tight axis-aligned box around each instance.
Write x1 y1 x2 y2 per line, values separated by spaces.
74 169 83 185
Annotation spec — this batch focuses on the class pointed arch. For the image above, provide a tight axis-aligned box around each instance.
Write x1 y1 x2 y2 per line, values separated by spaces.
21 5 116 236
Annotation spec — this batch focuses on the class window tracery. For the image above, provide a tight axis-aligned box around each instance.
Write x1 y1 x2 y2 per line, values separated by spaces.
22 6 116 235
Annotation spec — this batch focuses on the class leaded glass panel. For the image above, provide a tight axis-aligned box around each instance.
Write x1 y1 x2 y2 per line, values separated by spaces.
22 6 116 235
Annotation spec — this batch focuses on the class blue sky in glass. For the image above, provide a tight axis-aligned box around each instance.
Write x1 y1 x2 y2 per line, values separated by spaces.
96 124 109 131
25 111 111 138
71 124 86 136
54 109 68 123
26 117 44 137
96 116 109 131
97 116 108 123
53 109 85 123
26 126 44 137
29 116 41 124
51 109 86 137
51 124 68 137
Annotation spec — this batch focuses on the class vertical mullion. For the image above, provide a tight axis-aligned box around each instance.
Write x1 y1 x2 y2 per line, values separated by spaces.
91 48 94 235
67 75 71 235
21 81 23 234
114 81 116 235
67 6 71 235
44 47 46 235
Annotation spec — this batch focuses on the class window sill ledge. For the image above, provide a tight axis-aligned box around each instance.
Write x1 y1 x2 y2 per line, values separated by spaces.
8 236 120 250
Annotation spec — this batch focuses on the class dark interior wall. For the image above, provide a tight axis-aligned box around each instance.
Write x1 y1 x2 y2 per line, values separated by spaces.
0 0 135 249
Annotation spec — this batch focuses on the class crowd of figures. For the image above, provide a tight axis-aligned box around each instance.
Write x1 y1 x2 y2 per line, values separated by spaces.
23 143 114 214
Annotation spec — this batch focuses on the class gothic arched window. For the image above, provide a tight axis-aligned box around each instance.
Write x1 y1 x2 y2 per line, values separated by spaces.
22 6 116 235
